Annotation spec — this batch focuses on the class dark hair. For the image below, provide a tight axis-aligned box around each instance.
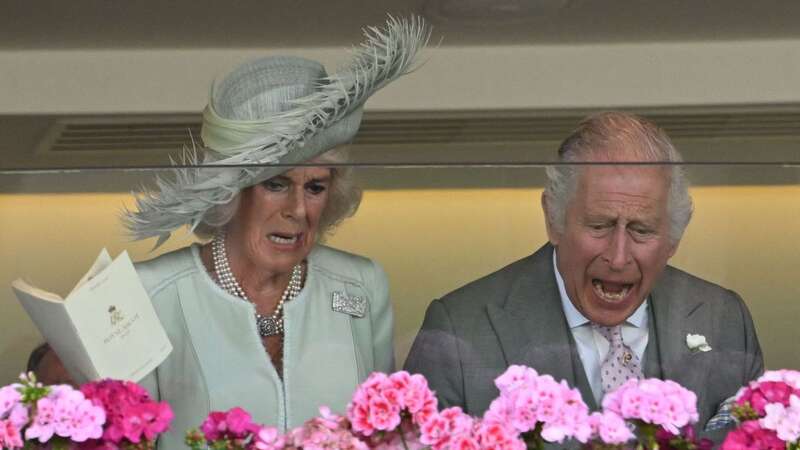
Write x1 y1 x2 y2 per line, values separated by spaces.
27 342 52 373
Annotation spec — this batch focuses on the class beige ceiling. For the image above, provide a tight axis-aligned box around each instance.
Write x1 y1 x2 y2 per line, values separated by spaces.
4 0 800 49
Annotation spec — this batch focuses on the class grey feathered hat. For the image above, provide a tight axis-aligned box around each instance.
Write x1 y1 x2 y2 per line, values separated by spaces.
124 16 430 247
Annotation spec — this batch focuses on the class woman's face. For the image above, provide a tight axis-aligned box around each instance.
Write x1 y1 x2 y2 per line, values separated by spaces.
228 166 332 276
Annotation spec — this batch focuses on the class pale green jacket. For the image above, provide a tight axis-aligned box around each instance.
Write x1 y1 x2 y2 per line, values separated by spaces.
135 244 394 449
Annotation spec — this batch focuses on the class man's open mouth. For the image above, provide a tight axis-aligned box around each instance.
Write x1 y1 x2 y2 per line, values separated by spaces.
592 279 633 301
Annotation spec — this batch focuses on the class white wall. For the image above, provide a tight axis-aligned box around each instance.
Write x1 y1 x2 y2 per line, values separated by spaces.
2 39 800 114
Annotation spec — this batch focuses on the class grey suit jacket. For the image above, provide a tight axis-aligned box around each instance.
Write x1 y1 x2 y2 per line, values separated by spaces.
404 244 763 435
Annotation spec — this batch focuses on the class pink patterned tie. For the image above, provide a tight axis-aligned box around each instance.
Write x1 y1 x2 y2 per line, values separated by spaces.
594 324 643 394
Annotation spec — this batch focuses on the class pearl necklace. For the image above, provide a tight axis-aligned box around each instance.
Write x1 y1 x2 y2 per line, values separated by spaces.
212 231 303 337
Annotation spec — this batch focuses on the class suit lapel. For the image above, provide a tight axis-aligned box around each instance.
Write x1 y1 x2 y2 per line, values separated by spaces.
486 245 585 400
643 299 663 379
650 269 713 407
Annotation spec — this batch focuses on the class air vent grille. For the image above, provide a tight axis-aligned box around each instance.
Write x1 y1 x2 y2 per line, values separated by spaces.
38 109 800 154
49 120 201 152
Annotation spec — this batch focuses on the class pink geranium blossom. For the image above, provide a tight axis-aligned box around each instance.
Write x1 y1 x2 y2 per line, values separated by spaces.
80 378 171 447
760 394 800 443
724 370 800 449
484 365 591 444
199 407 260 442
420 406 524 450
587 410 634 445
252 425 286 450
346 371 438 437
0 385 22 418
420 407 475 450
0 419 24 449
473 420 526 450
721 419 785 450
602 378 699 435
283 406 365 450
23 383 105 445
736 370 800 417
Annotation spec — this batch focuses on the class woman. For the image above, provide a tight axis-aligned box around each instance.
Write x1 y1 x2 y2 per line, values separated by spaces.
122 17 429 448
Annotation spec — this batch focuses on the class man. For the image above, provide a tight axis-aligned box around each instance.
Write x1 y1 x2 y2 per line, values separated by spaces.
404 111 763 436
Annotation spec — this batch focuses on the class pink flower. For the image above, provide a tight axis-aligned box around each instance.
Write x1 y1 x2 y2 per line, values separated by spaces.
252 425 285 450
346 371 438 436
368 395 402 431
52 388 88 438
760 394 800 443
7 404 28 430
225 407 257 438
68 400 106 442
603 378 698 434
198 407 258 441
121 409 145 443
200 411 228 441
448 434 481 450
420 407 475 450
485 365 591 444
25 397 56 442
588 411 634 445
80 378 171 446
475 420 526 450
758 370 800 390
494 365 539 392
139 402 174 440
284 406 367 450
0 419 24 449
0 385 22 417
721 420 785 450
735 370 800 419
737 381 797 415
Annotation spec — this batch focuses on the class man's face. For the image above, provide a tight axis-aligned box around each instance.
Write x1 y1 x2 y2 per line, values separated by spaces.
546 165 678 326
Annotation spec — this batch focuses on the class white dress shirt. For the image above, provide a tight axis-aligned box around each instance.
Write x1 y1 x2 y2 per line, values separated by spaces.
552 250 649 406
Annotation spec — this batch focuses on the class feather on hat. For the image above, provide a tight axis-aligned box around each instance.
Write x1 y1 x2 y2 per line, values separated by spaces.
123 16 430 247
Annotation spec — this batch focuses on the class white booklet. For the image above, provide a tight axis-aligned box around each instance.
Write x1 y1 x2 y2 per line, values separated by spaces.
12 249 172 384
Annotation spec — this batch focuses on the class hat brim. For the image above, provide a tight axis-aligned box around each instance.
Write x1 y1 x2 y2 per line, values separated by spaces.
247 106 363 186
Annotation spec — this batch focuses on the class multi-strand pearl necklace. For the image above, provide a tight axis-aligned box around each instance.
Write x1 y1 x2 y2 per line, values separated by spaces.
212 230 303 337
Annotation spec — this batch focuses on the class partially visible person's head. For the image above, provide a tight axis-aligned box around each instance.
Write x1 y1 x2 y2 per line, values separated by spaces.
542 112 694 326
125 17 429 246
223 152 362 276
193 146 362 243
27 343 74 386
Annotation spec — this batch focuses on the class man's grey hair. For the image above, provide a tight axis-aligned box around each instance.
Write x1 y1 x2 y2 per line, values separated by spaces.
194 146 362 240
543 111 693 244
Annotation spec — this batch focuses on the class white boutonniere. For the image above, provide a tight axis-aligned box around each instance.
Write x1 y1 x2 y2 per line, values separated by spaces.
686 333 712 353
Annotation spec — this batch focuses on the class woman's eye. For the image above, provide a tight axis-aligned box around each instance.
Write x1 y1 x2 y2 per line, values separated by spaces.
263 180 287 191
306 183 327 195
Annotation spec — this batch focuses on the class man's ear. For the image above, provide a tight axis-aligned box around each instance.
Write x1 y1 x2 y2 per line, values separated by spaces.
541 193 561 246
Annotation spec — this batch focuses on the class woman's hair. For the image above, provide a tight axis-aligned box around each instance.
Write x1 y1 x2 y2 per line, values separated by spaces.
27 342 52 373
193 146 362 241
543 111 693 245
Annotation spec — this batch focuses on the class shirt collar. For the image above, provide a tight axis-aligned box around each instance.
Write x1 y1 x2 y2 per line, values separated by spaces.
552 248 648 329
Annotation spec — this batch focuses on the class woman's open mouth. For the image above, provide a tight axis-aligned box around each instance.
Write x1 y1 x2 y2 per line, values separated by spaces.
592 279 633 302
268 233 301 245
